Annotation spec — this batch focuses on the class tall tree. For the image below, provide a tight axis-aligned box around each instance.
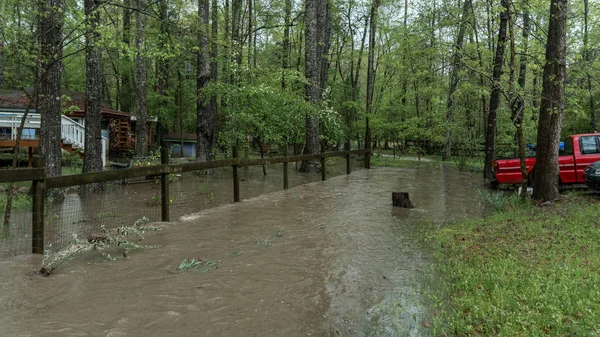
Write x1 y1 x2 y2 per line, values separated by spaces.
300 0 330 172
365 0 381 167
231 0 243 68
281 0 291 88
196 0 214 162
209 0 218 128
158 0 169 95
483 0 509 181
156 0 170 146
507 0 527 197
518 8 529 90
444 0 473 161
38 0 65 179
83 0 104 179
135 0 149 156
583 0 595 132
532 0 567 201
120 0 133 112
0 24 4 89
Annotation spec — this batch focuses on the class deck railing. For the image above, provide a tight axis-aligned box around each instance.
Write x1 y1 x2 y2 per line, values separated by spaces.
60 115 86 148
1 147 371 254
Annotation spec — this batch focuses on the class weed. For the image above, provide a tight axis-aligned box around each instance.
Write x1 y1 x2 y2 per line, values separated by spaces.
39 217 159 276
145 194 160 207
178 257 217 272
205 192 215 207
254 237 271 247
477 189 524 212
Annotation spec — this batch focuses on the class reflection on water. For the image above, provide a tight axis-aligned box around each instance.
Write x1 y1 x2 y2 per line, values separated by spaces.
0 165 485 337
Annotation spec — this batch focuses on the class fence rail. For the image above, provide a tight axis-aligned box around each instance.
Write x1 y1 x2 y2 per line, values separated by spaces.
1 147 371 254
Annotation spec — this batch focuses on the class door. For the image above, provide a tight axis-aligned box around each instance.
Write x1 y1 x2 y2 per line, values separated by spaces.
559 137 576 183
576 135 600 182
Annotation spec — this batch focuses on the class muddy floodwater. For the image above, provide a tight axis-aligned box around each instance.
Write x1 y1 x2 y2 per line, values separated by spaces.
0 166 484 336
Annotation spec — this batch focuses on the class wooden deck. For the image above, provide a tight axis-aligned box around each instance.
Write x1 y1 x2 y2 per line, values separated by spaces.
0 139 40 148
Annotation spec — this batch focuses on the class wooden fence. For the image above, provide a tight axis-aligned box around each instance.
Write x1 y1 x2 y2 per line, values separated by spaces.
1 147 371 254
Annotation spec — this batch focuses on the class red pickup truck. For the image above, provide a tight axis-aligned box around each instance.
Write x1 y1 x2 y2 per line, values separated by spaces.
491 133 600 186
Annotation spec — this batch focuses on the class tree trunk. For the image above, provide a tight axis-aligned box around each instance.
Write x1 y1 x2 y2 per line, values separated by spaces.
231 0 243 69
196 0 214 163
318 0 332 93
3 91 36 234
83 0 104 186
444 0 472 161
0 29 4 89
158 0 169 95
247 0 252 72
281 0 291 88
120 0 132 112
507 0 527 198
224 0 230 82
365 0 380 169
38 0 64 180
300 0 328 173
156 0 170 147
518 9 529 90
532 0 567 202
209 0 218 152
483 0 509 181
135 0 148 156
15 5 22 89
516 4 529 198
583 0 595 132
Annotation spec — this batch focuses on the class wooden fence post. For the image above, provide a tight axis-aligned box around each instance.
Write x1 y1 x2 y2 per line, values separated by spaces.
346 153 351 174
321 143 326 181
160 147 170 222
31 156 45 254
283 144 289 190
232 146 240 202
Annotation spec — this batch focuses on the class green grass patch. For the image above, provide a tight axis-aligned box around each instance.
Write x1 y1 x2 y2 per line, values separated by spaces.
427 193 600 336
371 156 443 170
371 154 484 172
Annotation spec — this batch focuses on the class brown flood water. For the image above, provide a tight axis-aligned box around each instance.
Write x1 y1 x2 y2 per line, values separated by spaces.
0 166 484 337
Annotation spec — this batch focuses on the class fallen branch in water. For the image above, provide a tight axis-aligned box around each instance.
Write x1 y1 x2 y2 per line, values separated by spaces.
39 217 160 276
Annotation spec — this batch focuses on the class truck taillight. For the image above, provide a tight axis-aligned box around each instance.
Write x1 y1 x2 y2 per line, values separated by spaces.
493 161 499 174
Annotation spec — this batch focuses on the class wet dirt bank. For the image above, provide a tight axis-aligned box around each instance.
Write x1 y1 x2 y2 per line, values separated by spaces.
0 167 484 336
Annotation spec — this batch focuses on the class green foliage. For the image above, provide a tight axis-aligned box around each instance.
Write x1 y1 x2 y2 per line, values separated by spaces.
428 195 600 336
203 78 344 149
61 151 83 168
39 217 160 276
477 189 524 212
178 257 217 272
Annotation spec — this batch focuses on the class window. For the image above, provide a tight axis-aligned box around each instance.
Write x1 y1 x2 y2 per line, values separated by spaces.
580 136 599 154
560 138 573 155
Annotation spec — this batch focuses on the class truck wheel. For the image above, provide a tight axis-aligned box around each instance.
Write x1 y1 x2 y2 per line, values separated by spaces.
527 171 534 187
558 177 564 191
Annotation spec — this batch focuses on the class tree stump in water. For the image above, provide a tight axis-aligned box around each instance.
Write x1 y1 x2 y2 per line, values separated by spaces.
392 192 415 209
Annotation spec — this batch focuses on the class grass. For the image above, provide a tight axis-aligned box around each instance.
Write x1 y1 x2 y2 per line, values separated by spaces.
371 156 443 170
427 193 600 336
371 153 484 172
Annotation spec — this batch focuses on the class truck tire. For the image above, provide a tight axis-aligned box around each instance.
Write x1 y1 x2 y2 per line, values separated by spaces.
527 170 534 187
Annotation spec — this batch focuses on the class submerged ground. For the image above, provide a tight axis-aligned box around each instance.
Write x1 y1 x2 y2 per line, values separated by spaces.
0 166 484 336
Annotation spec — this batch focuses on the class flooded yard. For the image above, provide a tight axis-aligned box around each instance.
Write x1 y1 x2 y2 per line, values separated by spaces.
0 166 485 336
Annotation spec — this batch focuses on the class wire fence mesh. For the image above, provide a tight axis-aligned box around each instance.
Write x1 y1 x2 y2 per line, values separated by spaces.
1 150 367 258
0 182 34 256
43 177 162 253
